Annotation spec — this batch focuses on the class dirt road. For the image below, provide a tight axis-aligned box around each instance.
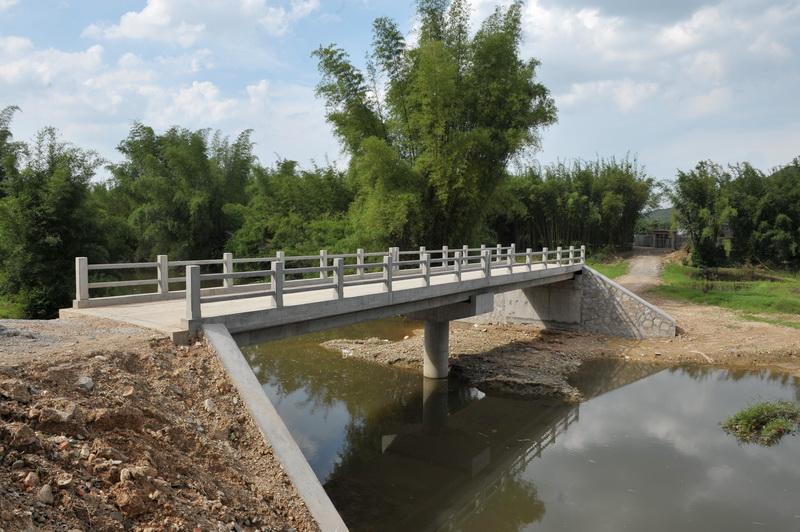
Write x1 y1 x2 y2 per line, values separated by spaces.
615 247 669 294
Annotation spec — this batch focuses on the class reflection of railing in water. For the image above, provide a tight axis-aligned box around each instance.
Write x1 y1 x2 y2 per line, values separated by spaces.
434 406 580 532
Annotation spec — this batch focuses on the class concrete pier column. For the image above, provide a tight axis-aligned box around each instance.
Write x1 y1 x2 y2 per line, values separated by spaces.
422 378 449 434
423 320 449 379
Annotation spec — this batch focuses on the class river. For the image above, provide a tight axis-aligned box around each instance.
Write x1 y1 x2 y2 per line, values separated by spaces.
242 318 800 532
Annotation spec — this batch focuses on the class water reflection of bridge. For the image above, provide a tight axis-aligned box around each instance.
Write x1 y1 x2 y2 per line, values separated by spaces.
325 360 664 532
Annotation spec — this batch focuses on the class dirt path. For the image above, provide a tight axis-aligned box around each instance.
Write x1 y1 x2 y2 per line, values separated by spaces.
615 247 669 294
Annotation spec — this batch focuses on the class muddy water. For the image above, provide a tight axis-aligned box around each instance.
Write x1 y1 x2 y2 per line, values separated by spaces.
243 319 800 532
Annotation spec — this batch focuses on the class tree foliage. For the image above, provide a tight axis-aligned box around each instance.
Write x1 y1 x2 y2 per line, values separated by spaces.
314 0 557 247
488 158 655 250
672 158 800 268
0 127 105 317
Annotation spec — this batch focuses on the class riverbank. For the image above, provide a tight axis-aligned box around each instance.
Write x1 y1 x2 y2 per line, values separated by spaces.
323 249 800 401
0 317 316 531
323 306 800 401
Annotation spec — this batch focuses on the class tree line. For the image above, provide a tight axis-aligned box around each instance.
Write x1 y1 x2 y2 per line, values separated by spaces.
672 158 800 269
0 1 656 318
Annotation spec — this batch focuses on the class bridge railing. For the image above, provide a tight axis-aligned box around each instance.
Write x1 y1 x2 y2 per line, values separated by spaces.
73 244 586 315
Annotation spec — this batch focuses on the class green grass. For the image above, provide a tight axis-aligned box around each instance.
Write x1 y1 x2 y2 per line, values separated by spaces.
0 295 25 319
651 263 800 319
587 259 629 279
722 400 800 446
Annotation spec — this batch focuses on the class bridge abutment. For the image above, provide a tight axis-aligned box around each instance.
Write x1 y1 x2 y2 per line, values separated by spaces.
468 266 676 339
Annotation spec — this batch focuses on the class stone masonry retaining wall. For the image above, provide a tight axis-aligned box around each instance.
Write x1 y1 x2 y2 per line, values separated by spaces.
577 266 676 339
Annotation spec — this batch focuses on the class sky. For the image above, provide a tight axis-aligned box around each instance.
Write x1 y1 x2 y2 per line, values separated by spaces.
1 0 798 182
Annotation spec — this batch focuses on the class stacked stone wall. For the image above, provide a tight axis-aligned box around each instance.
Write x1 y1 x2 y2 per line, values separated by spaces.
577 267 676 338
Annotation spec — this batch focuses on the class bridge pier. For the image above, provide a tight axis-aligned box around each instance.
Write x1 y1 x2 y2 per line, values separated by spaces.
423 320 450 379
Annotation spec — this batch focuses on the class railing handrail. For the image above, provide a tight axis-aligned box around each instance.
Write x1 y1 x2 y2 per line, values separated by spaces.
73 244 588 315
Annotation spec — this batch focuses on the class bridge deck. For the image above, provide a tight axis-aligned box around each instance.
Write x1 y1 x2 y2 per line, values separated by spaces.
62 262 581 342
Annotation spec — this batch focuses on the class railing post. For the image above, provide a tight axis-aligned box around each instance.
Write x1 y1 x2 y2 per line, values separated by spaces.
319 250 328 280
525 248 533 271
462 245 469 267
421 252 430 286
482 250 491 279
75 257 89 302
222 252 234 289
580 245 586 263
569 246 575 265
542 247 548 269
442 245 449 269
356 248 365 279
556 246 562 266
157 255 169 294
273 261 284 308
389 247 399 273
496 243 502 264
333 258 344 299
508 243 515 272
383 255 393 293
419 245 426 272
454 251 462 281
276 250 285 261
186 265 201 320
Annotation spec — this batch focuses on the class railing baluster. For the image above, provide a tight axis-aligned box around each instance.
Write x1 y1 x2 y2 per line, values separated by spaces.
462 245 469 267
319 249 328 280
75 257 89 302
542 247 548 269
580 245 586 263
556 246 562 266
222 252 234 288
383 255 393 293
333 258 344 299
508 243 515 272
496 243 502 264
455 251 462 281
157 255 169 294
525 248 532 271
273 261 284 308
421 252 430 286
186 265 201 320
442 245 449 269
482 250 491 279
356 248 365 279
569 245 575 265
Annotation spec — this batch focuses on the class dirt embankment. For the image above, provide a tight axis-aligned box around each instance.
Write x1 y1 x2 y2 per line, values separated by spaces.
0 317 316 531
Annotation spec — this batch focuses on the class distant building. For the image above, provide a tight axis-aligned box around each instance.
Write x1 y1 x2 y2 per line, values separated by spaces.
633 229 685 249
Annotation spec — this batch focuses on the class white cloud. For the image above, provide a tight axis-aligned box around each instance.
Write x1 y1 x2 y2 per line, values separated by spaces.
748 34 791 61
558 80 658 112
0 41 103 86
685 86 733 118
83 0 320 47
0 0 18 12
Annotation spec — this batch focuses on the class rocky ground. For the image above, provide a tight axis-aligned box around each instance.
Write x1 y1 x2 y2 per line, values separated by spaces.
0 317 316 532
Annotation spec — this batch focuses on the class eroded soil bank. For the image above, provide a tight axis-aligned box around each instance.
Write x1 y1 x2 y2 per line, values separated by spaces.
0 316 316 531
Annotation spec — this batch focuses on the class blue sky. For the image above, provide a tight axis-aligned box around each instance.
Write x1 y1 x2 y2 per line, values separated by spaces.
1 0 798 181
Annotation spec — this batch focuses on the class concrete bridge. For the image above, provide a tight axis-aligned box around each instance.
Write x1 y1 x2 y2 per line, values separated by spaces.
63 244 676 379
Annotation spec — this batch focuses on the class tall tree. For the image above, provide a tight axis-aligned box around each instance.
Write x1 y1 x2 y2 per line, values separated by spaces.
105 123 254 260
314 0 556 248
0 128 105 317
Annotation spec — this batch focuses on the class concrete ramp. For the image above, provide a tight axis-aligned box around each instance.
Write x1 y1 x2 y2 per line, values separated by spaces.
471 265 676 339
